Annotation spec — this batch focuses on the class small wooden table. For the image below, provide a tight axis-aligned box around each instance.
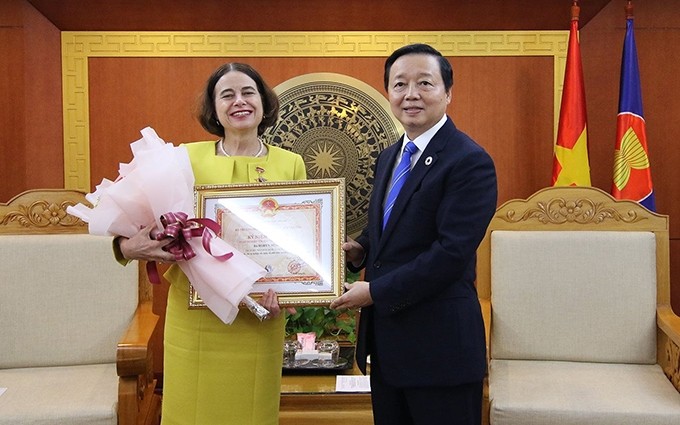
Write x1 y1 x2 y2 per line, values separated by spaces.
279 363 372 425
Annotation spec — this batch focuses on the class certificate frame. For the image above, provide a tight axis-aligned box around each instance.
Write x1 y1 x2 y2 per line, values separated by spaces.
190 178 346 307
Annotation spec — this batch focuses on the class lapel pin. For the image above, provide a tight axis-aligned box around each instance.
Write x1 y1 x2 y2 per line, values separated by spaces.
424 156 433 166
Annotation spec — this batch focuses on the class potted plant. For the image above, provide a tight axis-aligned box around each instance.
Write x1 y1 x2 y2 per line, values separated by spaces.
284 270 359 345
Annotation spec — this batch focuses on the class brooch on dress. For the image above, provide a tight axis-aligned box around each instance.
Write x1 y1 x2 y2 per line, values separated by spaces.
256 166 267 183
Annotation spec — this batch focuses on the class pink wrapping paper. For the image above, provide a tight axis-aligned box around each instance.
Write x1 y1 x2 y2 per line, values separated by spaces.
67 127 266 324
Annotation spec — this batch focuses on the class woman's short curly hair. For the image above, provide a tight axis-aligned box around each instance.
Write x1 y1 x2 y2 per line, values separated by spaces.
197 63 279 137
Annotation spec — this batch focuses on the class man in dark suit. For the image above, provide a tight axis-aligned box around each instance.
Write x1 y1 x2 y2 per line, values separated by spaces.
330 43 498 425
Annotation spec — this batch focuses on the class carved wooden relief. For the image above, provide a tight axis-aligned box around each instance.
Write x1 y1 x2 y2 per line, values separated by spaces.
664 338 680 392
499 196 646 225
0 190 87 234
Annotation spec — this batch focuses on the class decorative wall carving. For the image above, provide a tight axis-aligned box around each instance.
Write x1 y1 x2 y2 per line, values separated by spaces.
61 30 568 191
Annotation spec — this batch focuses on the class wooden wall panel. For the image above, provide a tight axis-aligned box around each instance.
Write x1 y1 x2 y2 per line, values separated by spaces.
0 27 25 201
0 0 61 201
0 0 26 201
0 0 22 26
451 56 554 203
21 0 62 192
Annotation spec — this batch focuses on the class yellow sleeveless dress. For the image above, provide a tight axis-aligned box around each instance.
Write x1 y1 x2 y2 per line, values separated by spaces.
161 141 306 425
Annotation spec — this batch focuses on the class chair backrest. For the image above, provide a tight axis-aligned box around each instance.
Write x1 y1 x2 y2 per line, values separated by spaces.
476 186 670 364
0 189 139 368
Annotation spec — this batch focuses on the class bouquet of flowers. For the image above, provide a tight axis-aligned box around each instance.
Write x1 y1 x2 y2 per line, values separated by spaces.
67 127 267 324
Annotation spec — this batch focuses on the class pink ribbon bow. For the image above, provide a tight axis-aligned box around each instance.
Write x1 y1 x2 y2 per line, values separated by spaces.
146 211 233 284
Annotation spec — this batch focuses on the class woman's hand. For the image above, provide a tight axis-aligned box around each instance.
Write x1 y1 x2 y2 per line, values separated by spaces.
118 224 176 263
258 289 296 319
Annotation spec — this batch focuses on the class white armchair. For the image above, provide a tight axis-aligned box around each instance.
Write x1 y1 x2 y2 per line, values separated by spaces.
477 186 680 425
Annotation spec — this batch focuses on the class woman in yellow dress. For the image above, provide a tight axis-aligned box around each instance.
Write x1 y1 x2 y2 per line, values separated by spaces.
117 63 306 424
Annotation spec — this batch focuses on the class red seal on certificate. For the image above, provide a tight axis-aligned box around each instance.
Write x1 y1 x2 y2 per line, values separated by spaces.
259 198 279 216
288 260 302 274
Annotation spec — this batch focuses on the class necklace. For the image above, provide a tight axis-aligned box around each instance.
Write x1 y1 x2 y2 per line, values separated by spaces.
218 138 265 157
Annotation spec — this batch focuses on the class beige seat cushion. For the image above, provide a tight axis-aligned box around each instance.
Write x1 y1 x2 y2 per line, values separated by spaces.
490 359 680 425
0 363 117 425
491 231 656 364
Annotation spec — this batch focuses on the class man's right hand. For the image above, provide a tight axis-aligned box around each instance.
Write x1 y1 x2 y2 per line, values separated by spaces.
342 237 365 268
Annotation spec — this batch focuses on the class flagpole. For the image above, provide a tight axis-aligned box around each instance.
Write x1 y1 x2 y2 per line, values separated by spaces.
572 0 580 22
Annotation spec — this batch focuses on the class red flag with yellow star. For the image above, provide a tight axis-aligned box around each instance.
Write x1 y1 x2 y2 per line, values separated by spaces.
552 4 591 187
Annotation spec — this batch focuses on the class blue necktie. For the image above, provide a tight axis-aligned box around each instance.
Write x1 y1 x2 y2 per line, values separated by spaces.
383 141 418 230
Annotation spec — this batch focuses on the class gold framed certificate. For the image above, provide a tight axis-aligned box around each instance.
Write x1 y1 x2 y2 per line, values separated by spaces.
190 178 346 307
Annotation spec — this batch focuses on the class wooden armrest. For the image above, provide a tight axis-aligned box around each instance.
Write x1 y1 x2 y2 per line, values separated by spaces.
117 301 158 377
658 305 680 347
479 298 491 358
657 304 680 393
117 301 161 424
479 297 491 425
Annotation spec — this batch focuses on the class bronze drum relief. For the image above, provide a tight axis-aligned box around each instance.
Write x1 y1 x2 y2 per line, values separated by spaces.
267 73 402 238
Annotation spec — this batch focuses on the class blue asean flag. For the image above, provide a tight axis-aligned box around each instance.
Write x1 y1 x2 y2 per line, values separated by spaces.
612 17 655 212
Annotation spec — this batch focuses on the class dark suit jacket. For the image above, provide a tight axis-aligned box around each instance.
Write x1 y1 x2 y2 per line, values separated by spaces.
354 116 497 388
